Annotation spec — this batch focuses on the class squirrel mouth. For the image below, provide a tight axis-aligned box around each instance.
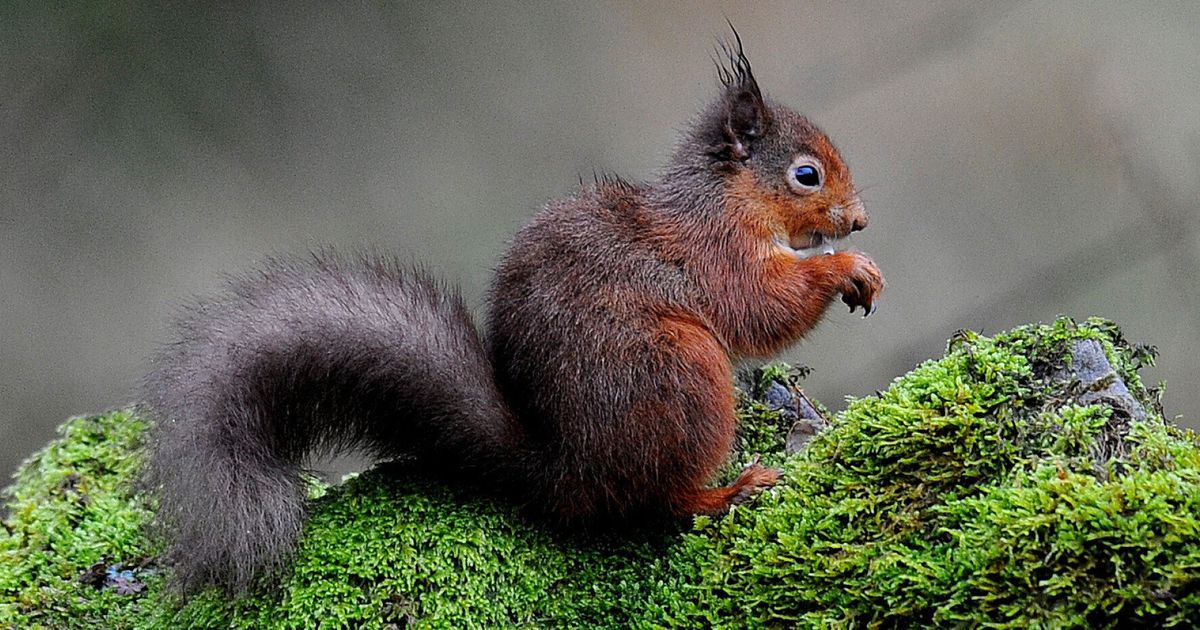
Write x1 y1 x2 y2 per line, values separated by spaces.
777 232 847 258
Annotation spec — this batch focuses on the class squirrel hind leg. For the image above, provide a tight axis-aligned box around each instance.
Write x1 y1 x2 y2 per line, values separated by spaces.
627 313 782 519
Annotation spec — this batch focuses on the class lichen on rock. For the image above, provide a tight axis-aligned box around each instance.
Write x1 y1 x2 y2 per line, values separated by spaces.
2 317 1197 628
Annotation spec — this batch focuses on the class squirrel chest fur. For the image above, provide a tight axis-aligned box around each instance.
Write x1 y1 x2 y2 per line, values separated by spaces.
142 36 884 593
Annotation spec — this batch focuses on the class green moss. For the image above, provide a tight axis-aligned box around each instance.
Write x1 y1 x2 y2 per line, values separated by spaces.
679 319 1197 627
2 317 1198 628
0 410 161 629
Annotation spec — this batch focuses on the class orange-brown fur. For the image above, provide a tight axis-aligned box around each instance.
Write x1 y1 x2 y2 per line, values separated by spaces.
489 42 882 522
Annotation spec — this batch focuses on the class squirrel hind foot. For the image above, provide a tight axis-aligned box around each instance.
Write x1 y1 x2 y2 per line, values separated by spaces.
672 460 781 518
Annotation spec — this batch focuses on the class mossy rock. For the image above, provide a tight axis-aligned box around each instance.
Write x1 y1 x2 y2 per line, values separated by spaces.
2 318 1198 628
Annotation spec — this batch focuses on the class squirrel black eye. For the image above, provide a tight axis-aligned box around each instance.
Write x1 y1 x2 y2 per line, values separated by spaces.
786 156 824 193
793 165 820 188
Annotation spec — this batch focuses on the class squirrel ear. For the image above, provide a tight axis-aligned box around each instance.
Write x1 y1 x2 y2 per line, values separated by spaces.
710 28 768 163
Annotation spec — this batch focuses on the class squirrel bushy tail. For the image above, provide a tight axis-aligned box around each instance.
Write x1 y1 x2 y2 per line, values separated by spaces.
140 253 526 593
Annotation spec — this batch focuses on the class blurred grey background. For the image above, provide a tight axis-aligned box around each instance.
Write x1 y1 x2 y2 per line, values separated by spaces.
2 1 1198 479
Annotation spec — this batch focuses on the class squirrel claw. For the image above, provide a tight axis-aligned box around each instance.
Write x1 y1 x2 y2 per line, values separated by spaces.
835 252 883 318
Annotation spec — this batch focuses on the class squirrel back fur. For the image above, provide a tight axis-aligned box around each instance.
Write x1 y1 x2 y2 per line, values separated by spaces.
142 33 884 593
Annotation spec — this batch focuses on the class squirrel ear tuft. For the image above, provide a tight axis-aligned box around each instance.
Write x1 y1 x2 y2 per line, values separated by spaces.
710 26 768 163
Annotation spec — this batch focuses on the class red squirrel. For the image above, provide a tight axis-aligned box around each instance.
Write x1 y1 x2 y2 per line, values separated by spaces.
141 34 883 593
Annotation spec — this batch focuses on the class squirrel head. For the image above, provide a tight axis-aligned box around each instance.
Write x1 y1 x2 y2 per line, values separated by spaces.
676 29 868 253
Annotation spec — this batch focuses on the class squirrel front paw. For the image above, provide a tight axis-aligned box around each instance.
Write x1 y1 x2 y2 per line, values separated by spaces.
833 252 884 316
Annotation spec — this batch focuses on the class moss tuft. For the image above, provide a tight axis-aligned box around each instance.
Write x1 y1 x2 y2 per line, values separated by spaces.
2 317 1197 628
0 410 161 628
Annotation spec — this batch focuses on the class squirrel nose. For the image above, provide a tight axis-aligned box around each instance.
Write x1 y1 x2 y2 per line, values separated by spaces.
850 214 868 233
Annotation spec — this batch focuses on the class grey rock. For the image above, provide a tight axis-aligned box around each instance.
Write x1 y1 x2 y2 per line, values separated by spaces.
1059 339 1147 423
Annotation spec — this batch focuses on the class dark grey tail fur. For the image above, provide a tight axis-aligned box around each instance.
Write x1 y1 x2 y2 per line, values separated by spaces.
140 252 526 593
